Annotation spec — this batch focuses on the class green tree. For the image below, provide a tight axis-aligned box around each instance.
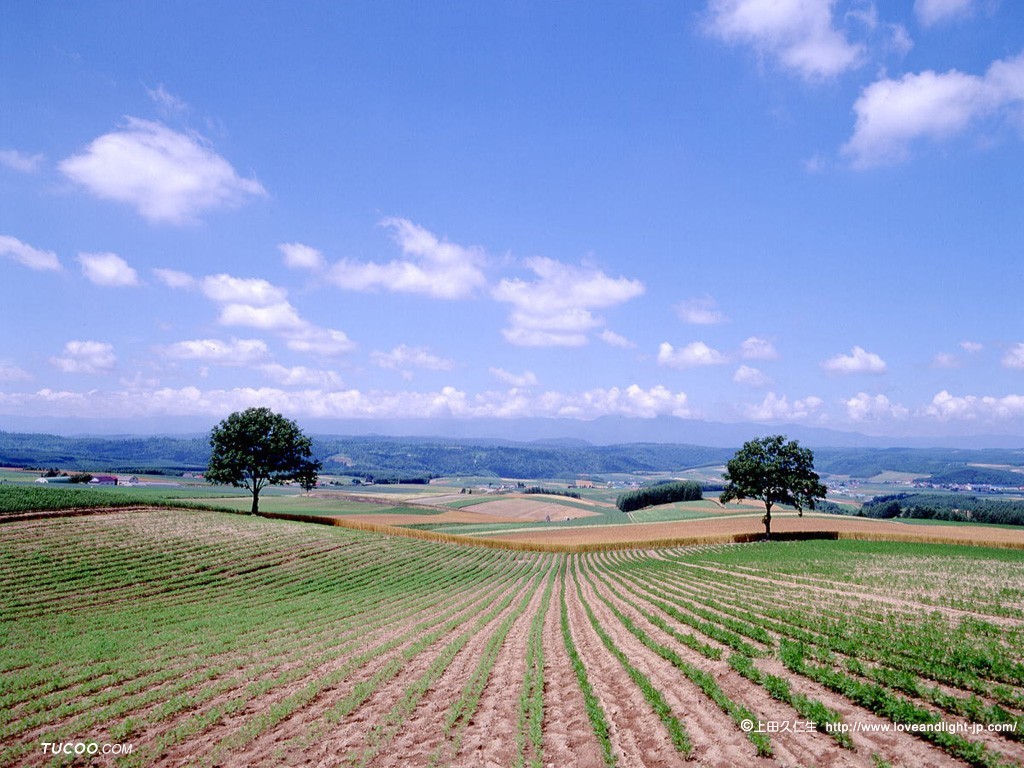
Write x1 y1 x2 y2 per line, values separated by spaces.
719 435 826 540
206 407 320 515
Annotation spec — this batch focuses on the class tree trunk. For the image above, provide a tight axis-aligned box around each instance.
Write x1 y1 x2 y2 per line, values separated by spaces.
763 502 772 541
251 488 260 515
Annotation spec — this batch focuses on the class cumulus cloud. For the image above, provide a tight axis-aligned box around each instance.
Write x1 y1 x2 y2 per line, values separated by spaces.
657 341 728 369
599 329 637 349
740 336 779 360
494 258 644 347
915 0 974 26
844 392 909 421
50 340 116 374
0 382 694 421
201 274 287 306
676 296 727 325
152 268 196 289
489 368 539 387
77 252 140 287
279 242 326 271
924 390 1024 421
258 364 342 389
218 302 305 331
58 118 266 224
931 352 961 369
733 364 773 387
371 345 455 379
0 235 62 271
163 338 269 366
1003 343 1024 370
0 149 45 173
960 340 984 353
284 327 357 357
843 52 1024 168
330 218 487 299
822 346 887 374
0 363 32 383
743 392 824 422
704 0 864 80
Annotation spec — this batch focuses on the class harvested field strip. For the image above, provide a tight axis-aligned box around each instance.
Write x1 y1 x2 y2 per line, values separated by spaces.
2 510 1023 768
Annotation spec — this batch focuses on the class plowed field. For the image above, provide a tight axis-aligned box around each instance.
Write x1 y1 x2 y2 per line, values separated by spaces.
2 509 1022 767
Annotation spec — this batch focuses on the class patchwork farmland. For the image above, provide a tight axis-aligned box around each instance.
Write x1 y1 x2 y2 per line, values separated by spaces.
2 508 1023 767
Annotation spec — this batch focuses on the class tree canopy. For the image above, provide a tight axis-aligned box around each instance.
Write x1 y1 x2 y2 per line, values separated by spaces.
719 435 826 540
206 407 320 514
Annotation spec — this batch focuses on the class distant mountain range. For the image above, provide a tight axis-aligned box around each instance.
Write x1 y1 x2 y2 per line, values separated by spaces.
2 425 1023 480
1 413 1022 450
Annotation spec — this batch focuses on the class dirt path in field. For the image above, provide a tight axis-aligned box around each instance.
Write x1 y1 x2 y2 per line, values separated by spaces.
304 570 540 767
594 555 962 767
613 553 1018 767
539 571 608 768
245 568 533 767
561 560 691 767
444 574 548 767
572 558 773 768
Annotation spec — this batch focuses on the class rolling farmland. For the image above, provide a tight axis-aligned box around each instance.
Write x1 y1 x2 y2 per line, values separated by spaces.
2 508 1023 767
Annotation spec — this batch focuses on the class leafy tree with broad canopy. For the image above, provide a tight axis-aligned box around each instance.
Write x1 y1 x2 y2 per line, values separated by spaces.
206 407 320 515
719 435 826 540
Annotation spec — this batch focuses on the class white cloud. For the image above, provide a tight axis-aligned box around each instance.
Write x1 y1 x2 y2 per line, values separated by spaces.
163 338 269 366
740 336 779 360
599 329 637 349
960 340 984 353
822 345 887 374
924 390 1024 421
743 392 824 421
59 118 266 224
279 242 326 271
844 392 909 421
489 367 539 387
258 364 342 389
0 363 32 383
1002 343 1024 370
152 268 196 289
218 302 305 331
330 218 487 299
50 341 116 374
0 235 62 271
372 345 455 379
146 84 189 116
0 149 45 173
201 274 287 306
494 257 644 347
657 341 728 369
914 0 974 26
0 382 694 421
77 252 140 287
285 327 357 357
931 352 961 369
733 364 773 387
676 296 727 324
843 52 1024 168
705 0 864 80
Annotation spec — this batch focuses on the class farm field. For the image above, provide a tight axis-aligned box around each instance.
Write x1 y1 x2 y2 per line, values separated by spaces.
2 508 1023 767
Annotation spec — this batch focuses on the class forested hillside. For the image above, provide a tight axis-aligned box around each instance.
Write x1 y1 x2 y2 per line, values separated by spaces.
0 431 1022 481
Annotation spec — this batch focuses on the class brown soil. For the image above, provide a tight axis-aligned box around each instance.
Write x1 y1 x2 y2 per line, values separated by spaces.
481 513 1024 549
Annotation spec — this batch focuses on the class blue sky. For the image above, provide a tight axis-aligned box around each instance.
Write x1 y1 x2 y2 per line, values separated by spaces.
2 0 1023 440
